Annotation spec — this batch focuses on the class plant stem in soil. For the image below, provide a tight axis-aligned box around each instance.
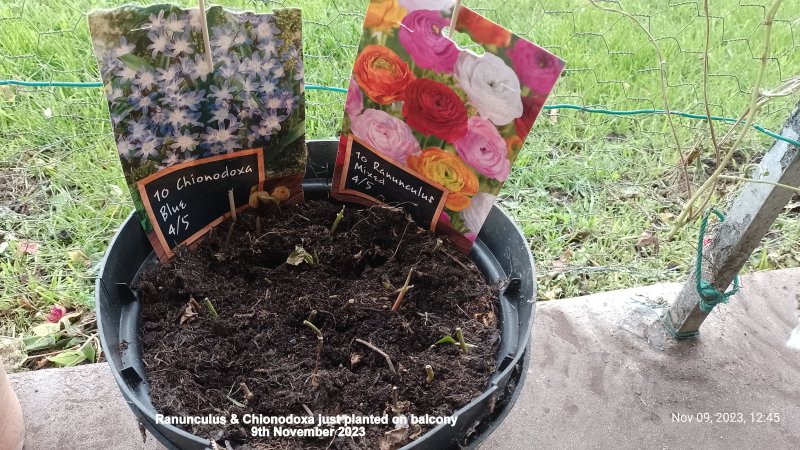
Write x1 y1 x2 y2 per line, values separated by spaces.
330 206 345 234
425 364 434 382
303 320 324 386
391 268 415 312
204 297 218 318
456 327 468 354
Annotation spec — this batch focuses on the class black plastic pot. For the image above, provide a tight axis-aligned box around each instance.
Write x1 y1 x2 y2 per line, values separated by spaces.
96 140 536 450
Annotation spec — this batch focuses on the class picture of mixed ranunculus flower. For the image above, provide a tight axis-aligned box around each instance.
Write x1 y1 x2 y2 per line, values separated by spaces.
340 0 563 245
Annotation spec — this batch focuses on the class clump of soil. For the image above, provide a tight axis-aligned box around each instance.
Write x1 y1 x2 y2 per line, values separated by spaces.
135 200 500 449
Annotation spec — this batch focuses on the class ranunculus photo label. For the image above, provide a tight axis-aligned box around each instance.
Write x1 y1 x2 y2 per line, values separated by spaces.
333 0 564 252
338 136 449 232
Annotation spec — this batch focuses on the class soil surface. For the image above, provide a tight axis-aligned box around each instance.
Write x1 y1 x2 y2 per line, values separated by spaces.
135 201 501 449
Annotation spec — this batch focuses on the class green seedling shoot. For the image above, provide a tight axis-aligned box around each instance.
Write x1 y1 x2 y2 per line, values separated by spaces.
330 205 345 234
432 329 476 353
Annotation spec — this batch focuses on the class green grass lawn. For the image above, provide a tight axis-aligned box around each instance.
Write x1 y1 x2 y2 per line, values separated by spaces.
1 0 798 339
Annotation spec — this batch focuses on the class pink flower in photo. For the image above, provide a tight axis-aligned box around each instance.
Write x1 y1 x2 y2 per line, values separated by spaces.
350 108 421 162
464 232 478 243
454 116 510 181
345 78 364 121
506 39 563 94
398 10 460 73
47 305 67 323
439 211 451 226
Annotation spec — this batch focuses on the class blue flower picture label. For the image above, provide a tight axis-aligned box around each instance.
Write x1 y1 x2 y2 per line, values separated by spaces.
88 4 306 259
334 135 449 232
137 148 265 261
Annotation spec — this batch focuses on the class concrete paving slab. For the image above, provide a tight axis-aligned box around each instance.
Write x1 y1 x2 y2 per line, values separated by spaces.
482 268 800 449
4 269 799 449
8 363 164 450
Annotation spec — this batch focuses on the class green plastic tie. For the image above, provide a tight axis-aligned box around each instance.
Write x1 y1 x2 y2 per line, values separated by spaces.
695 209 740 313
660 311 700 339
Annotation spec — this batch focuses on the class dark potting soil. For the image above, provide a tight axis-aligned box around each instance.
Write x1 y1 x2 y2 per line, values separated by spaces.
135 200 501 449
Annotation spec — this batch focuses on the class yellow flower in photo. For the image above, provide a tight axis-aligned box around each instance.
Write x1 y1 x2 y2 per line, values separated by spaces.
365 0 407 33
408 148 479 212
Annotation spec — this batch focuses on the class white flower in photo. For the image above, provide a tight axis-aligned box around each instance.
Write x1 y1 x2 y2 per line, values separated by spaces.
239 76 258 94
100 54 123 73
132 93 156 114
156 65 181 85
219 64 239 80
250 112 286 137
211 105 235 125
241 54 263 76
255 17 279 41
113 36 135 58
127 119 150 140
187 9 202 31
166 108 198 129
191 55 213 82
147 10 166 31
162 151 181 167
209 83 234 107
272 65 285 79
170 131 199 152
116 136 135 160
168 34 193 57
455 52 523 126
164 13 186 35
105 85 123 102
258 39 279 58
118 65 137 82
459 192 497 233
259 78 278 96
133 70 157 91
135 135 162 160
147 30 169 58
265 95 283 111
176 90 205 111
210 26 237 56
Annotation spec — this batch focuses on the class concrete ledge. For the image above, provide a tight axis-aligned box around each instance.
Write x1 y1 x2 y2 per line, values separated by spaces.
5 269 799 449
8 363 163 450
482 268 800 449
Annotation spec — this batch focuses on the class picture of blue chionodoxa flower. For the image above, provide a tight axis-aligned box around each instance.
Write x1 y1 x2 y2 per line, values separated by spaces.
89 5 306 203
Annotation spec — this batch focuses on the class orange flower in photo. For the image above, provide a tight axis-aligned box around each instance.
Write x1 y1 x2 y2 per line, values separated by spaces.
353 45 416 105
365 0 407 33
408 148 479 212
456 7 512 48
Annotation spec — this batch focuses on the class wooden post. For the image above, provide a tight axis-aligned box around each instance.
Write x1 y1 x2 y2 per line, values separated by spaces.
665 103 800 336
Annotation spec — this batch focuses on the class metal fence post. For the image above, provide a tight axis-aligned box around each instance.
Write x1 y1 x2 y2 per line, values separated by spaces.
666 102 800 336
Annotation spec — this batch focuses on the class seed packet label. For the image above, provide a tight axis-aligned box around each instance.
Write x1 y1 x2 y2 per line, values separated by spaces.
333 0 564 252
88 5 305 260
137 149 265 261
337 135 448 231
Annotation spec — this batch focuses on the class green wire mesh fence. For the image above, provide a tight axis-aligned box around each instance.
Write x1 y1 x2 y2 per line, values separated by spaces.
0 0 798 332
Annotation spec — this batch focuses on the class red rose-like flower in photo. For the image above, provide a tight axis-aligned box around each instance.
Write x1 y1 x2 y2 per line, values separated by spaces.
455 7 512 48
353 45 416 105
515 94 547 138
402 78 468 143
